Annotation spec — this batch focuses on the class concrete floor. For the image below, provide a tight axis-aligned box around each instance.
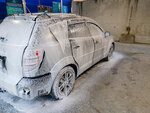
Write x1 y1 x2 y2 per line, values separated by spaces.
0 42 150 113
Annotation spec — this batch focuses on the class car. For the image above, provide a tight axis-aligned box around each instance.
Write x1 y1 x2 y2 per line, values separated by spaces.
0 13 115 100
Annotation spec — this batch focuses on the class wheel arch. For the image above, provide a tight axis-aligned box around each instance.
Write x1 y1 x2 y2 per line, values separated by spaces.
104 38 115 58
50 56 78 79
112 42 115 49
66 64 78 78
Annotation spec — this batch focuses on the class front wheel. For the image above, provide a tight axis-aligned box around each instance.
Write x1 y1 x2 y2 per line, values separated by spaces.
52 66 75 99
105 44 114 61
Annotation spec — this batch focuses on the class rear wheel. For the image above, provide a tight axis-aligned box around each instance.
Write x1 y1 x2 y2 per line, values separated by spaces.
105 44 114 61
52 66 75 99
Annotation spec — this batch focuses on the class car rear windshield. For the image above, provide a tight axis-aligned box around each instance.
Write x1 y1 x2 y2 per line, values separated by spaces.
0 19 35 45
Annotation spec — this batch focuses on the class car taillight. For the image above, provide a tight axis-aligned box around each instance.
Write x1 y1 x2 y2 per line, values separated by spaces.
22 48 44 77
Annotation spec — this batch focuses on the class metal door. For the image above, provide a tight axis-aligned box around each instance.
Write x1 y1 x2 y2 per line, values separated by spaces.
87 23 104 64
68 23 95 71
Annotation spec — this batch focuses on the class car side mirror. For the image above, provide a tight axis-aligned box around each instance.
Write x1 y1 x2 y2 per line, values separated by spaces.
104 32 110 37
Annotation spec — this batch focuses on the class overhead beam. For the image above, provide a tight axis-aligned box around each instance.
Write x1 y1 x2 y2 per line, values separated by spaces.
61 0 63 13
22 0 27 14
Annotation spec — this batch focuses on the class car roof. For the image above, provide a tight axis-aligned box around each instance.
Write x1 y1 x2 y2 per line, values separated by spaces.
5 13 97 24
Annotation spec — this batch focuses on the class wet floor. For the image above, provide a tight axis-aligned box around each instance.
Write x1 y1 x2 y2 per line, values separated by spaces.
0 42 150 113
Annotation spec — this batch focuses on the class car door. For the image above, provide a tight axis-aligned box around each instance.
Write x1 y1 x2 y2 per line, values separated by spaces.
87 23 105 64
68 22 95 72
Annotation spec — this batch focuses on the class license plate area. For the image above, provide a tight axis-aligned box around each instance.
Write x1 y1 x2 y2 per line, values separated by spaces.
0 56 6 69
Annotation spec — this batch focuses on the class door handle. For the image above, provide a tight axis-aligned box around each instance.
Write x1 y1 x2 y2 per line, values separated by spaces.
69 39 75 42
73 45 80 49
94 40 99 44
69 39 80 49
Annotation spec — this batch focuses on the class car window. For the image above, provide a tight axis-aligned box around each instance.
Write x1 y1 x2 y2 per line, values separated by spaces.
68 23 90 38
87 23 104 37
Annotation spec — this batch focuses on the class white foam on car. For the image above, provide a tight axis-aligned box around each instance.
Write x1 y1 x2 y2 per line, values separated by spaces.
0 52 125 113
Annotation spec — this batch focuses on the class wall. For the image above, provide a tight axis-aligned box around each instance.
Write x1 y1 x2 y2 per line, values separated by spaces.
73 0 150 44
0 1 7 20
0 0 71 20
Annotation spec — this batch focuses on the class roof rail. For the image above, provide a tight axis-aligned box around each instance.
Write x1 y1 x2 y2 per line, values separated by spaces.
34 13 51 21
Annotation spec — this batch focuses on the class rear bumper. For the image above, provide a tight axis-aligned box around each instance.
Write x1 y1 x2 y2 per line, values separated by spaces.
17 74 51 100
0 72 51 100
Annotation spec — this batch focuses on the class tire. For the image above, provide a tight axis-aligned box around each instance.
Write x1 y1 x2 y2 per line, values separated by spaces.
105 44 114 61
52 66 75 100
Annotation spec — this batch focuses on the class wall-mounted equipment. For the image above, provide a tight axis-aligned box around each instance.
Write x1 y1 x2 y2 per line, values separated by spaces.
6 0 24 15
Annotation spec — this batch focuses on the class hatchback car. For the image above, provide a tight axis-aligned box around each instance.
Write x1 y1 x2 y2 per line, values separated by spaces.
0 13 114 100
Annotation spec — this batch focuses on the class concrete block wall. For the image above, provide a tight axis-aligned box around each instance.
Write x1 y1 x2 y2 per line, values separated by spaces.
73 0 150 44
